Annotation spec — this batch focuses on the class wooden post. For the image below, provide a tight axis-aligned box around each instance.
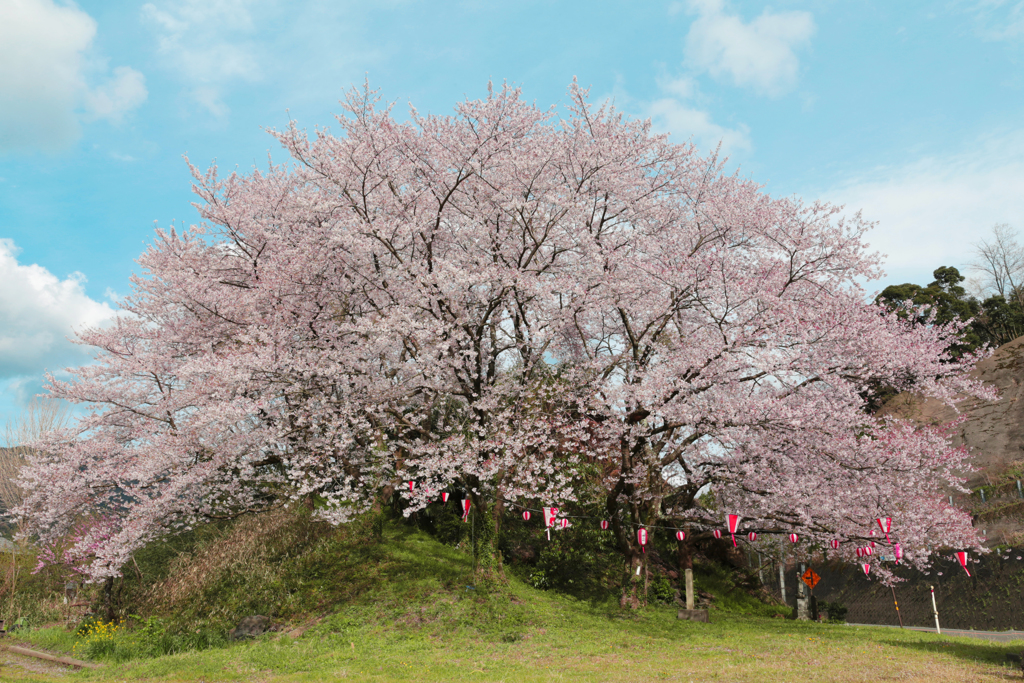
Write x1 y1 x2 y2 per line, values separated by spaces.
685 568 694 610
471 507 477 576
930 585 941 635
890 585 903 628
778 553 787 605
1017 480 1023 500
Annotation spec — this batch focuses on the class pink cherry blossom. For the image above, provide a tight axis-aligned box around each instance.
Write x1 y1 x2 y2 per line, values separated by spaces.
15 81 991 581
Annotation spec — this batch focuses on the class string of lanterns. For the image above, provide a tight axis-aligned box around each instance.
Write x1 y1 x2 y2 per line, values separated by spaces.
409 482 975 575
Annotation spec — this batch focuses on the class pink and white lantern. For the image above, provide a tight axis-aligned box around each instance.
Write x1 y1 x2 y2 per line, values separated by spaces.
876 517 892 544
789 533 799 544
441 492 449 504
863 546 872 556
956 551 971 577
600 520 610 530
713 529 722 539
862 563 871 576
522 510 530 522
637 527 649 553
543 506 558 540
676 531 686 541
461 498 471 521
856 547 863 558
727 514 741 547
408 481 415 492
748 532 757 542
830 539 840 550
894 543 903 565
559 518 570 529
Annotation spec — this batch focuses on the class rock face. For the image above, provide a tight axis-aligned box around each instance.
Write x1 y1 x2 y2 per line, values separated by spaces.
229 615 273 640
882 336 1024 544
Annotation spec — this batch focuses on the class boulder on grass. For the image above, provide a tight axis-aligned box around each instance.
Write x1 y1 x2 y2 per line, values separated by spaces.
229 615 272 641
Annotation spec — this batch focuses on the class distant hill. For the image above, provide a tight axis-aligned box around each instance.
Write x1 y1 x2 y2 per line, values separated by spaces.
881 336 1024 546
0 446 25 511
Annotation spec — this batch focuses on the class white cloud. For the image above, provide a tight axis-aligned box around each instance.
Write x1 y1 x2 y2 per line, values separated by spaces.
0 239 115 379
817 131 1024 287
83 67 148 124
633 75 751 156
0 0 147 151
683 0 815 97
142 0 261 116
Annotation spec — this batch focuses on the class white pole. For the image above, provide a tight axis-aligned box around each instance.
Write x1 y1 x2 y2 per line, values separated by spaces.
930 585 941 635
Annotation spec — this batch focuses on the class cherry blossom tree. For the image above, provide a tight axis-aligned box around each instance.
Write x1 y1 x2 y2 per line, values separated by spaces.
17 82 992 585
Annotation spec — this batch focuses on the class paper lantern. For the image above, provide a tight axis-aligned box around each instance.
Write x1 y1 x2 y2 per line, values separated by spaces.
870 541 876 548
748 532 757 542
676 530 686 541
876 517 892 544
862 563 871 576
408 481 415 492
864 546 872 556
956 551 971 577
894 543 902 565
600 520 609 530
789 533 799 544
713 529 722 539
542 507 558 540
856 547 863 558
461 499 471 520
522 510 530 521
830 539 840 550
559 518 570 529
637 527 648 553
441 492 449 503
727 514 740 547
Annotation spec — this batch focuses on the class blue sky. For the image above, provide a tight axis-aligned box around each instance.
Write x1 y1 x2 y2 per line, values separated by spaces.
2 0 1024 425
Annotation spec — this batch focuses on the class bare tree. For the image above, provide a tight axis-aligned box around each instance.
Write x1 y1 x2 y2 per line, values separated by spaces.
971 223 1024 306
0 397 72 511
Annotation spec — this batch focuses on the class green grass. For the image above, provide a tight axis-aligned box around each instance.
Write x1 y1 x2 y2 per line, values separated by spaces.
2 521 1019 682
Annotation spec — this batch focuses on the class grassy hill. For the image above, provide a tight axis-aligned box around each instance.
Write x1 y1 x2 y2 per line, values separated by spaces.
0 508 1021 682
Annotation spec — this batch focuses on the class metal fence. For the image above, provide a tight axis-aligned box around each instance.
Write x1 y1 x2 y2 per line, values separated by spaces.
746 546 1024 630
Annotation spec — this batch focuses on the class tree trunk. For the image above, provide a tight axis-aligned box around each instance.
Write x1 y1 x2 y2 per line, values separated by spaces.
619 552 642 609
103 577 115 622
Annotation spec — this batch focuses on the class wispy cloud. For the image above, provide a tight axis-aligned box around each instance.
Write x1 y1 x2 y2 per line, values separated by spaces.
958 1 1024 41
83 67 148 124
682 0 815 97
645 75 750 155
818 130 1024 286
0 0 147 152
142 0 262 117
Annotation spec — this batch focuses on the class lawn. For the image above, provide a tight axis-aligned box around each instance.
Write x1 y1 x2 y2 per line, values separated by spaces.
1 520 1018 682
2 610 1019 682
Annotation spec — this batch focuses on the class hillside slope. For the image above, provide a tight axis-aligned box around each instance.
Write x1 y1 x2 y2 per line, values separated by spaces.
882 336 1024 545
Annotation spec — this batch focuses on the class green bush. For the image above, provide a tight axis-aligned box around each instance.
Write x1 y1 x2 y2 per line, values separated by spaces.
819 600 848 623
647 575 676 605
